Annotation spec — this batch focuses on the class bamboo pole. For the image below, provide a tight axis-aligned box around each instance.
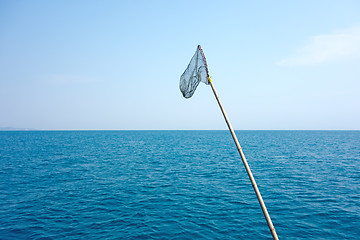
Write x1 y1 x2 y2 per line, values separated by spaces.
208 77 279 240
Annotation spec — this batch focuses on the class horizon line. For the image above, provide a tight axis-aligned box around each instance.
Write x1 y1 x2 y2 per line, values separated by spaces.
0 129 359 131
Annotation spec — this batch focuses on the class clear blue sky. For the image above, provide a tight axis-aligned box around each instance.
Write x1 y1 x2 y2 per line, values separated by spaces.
1 0 359 130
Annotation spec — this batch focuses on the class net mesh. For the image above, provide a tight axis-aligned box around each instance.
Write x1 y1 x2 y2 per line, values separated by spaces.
179 45 209 98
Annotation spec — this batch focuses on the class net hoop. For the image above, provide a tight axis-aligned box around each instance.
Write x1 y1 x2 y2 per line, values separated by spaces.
197 45 209 82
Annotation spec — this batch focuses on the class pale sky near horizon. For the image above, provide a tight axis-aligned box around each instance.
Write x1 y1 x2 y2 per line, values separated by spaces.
1 0 359 130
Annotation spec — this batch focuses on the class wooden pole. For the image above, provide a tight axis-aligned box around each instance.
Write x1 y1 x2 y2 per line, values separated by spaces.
208 78 279 240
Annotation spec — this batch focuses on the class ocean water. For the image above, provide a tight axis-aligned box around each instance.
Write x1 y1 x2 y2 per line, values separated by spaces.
0 130 359 239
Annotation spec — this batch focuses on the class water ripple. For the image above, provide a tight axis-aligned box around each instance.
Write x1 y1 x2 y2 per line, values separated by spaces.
0 130 359 239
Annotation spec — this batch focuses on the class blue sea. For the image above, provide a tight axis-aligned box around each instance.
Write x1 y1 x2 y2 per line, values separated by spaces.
0 130 359 239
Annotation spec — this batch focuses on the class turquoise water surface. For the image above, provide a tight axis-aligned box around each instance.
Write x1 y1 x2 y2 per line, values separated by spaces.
1 130 359 239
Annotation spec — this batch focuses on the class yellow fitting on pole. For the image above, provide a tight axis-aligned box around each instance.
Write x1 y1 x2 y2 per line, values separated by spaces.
208 77 212 83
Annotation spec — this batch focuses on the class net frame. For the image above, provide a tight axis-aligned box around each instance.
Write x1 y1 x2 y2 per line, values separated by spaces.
197 45 210 83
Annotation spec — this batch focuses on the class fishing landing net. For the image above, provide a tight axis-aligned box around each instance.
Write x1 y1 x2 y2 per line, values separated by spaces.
178 45 279 239
179 45 210 98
